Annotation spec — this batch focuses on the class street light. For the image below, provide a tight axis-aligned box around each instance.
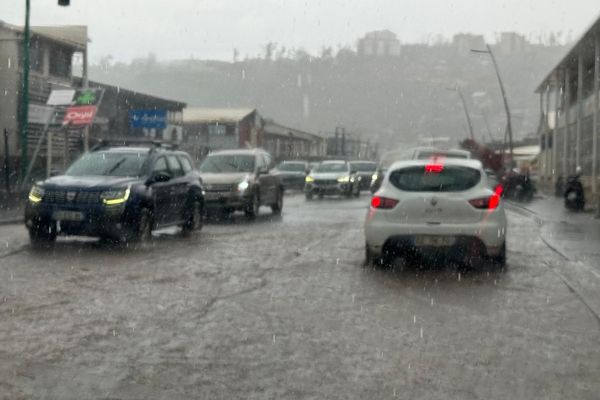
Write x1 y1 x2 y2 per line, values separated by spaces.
471 44 514 164
446 84 475 140
18 0 31 182
18 0 70 184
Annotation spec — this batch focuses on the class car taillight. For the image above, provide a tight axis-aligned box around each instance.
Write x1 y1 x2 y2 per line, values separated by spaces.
371 196 399 209
425 164 444 173
469 193 500 210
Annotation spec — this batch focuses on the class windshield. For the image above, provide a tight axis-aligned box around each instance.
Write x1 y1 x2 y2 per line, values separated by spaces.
65 152 147 177
314 163 348 173
416 150 469 160
199 154 255 173
389 165 481 192
278 162 305 172
350 162 377 172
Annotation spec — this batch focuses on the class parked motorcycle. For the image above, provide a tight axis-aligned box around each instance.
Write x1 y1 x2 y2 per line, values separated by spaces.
501 173 536 202
564 168 585 211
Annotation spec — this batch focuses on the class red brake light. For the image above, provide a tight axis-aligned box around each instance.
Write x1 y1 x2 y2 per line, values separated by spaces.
425 164 444 173
469 193 500 210
371 196 399 209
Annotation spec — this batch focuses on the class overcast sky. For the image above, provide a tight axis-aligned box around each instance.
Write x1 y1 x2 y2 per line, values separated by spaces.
1 0 599 63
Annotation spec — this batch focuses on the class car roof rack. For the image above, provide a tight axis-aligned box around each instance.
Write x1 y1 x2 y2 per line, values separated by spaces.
90 138 179 152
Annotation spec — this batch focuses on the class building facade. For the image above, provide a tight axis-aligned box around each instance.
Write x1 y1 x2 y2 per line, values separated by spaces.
182 108 263 162
535 16 600 198
357 30 401 57
262 120 325 161
0 21 87 187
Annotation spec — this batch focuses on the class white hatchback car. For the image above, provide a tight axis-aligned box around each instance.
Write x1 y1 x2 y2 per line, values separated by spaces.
364 158 506 267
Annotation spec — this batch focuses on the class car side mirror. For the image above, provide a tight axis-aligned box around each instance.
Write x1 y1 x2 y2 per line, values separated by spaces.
350 170 357 175
257 167 268 175
147 171 171 184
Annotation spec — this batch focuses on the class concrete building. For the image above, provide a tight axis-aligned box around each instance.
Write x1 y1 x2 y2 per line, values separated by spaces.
182 108 263 162
357 30 401 57
497 32 529 55
73 78 186 143
452 33 485 54
326 128 377 160
535 15 600 198
262 120 325 161
0 20 87 187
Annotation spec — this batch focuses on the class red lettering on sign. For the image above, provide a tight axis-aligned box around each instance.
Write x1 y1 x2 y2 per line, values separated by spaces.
62 105 97 125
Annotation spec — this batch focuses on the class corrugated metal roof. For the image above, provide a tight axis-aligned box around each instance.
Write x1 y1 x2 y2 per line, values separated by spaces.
183 107 255 124
0 20 88 50
535 13 600 92
32 25 88 49
263 120 323 141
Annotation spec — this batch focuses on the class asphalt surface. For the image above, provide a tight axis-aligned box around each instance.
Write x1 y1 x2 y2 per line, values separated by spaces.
1 193 599 399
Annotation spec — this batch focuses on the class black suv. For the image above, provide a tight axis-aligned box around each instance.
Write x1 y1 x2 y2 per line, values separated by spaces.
25 142 204 245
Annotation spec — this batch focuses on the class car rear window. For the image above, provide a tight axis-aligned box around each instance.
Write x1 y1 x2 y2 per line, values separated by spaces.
389 165 481 192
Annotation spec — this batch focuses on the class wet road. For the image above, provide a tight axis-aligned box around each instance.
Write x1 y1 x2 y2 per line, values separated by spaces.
0 193 599 399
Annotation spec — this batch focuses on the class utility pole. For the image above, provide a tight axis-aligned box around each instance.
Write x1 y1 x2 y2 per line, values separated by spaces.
481 110 495 143
447 85 475 140
18 0 31 183
471 45 514 164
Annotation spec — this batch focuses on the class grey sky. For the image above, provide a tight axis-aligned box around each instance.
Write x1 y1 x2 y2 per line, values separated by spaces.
2 0 599 62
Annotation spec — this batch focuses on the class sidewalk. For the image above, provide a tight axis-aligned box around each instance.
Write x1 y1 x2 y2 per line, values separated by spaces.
0 190 25 225
509 195 600 277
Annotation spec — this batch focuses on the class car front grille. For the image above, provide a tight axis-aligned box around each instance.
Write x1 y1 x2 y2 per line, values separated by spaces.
314 179 338 185
205 183 235 192
43 190 101 205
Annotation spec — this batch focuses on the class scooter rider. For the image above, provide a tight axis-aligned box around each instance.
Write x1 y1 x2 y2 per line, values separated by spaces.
564 166 585 211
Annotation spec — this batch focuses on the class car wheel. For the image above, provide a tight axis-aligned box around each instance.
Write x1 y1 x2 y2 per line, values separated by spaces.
353 185 360 197
492 242 507 266
271 188 283 215
131 208 153 244
305 192 313 200
245 191 260 219
182 199 203 235
365 245 375 266
29 221 57 247
464 240 485 269
318 193 324 199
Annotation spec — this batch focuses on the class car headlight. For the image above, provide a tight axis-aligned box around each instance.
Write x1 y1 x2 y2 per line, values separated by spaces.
337 175 350 183
28 185 44 203
238 180 250 191
305 176 314 183
371 173 378 183
101 186 130 205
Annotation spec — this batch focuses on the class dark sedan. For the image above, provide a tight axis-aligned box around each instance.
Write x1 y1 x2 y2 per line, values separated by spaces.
274 161 309 190
349 161 377 191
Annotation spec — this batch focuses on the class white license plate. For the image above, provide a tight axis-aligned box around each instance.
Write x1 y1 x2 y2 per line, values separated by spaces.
414 236 455 247
52 210 84 222
204 192 222 201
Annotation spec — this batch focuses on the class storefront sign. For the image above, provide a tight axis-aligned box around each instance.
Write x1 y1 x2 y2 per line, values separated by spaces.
129 109 168 129
63 105 98 126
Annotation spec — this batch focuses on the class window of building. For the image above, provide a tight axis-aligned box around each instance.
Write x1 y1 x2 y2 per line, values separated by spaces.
49 45 72 78
208 124 227 135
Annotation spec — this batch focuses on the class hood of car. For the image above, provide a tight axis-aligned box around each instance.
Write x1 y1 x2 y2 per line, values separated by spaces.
199 172 252 185
275 170 305 177
40 175 139 190
311 172 349 180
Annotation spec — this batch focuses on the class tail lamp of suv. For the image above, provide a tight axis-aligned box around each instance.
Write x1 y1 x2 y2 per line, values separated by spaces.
371 196 399 209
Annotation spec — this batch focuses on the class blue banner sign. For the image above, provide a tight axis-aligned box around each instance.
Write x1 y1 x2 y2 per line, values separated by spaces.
129 109 167 129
